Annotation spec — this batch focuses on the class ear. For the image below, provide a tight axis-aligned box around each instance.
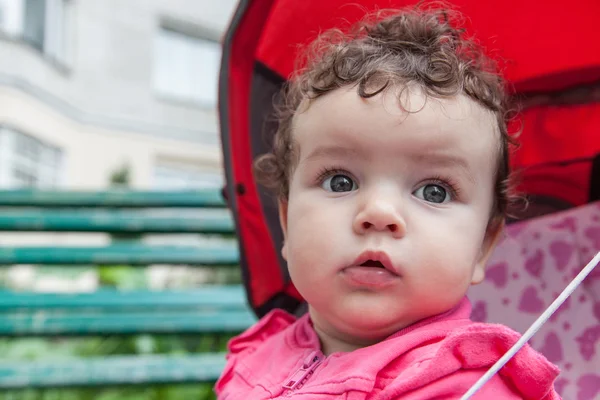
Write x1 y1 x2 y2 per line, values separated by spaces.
471 217 504 284
278 199 289 261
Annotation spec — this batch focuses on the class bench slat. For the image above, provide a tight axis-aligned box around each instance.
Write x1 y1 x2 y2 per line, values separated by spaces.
0 309 256 336
0 353 227 388
0 244 239 265
0 190 226 208
0 286 247 309
0 210 234 233
0 189 247 389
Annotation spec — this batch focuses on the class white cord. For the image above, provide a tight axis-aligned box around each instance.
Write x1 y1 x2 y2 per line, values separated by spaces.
460 250 600 400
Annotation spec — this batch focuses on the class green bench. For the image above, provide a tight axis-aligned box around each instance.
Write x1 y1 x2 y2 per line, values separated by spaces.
0 189 256 389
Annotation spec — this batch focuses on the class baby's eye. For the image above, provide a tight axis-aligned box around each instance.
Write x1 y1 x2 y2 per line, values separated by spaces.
414 183 450 204
322 174 357 192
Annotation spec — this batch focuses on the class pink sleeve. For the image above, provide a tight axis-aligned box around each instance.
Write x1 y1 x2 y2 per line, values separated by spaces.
214 309 296 396
381 369 527 400
427 369 524 399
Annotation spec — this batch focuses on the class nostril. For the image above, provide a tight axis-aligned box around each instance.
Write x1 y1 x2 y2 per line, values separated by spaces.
362 222 372 230
388 224 397 232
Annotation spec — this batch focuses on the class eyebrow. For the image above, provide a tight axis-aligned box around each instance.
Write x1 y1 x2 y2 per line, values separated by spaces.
412 153 476 184
303 145 363 163
303 145 476 183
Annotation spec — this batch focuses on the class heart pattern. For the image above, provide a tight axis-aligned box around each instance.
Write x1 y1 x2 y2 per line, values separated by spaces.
539 331 563 363
525 249 544 277
471 301 487 322
549 240 574 271
518 286 545 313
554 378 569 396
577 374 600 400
550 216 577 233
467 201 600 400
575 325 600 362
584 227 600 251
486 262 508 288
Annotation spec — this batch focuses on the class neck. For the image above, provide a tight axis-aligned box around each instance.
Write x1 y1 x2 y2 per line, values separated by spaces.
313 326 375 355
307 300 470 355
309 310 384 356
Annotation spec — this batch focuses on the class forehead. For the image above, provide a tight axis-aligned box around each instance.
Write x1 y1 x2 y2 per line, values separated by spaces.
292 86 499 165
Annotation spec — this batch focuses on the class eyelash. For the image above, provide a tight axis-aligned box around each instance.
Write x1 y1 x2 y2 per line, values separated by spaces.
316 166 352 185
315 168 461 198
424 175 462 199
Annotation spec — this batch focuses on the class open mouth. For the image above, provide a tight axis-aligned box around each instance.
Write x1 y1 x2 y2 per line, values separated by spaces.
344 254 400 287
351 250 399 276
360 260 386 268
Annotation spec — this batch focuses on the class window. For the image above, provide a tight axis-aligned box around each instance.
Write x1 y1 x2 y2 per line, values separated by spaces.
152 27 221 107
22 0 46 51
0 0 67 63
0 0 21 36
0 127 63 188
152 160 223 190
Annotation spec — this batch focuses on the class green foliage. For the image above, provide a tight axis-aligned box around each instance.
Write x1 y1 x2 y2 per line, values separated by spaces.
0 332 232 399
109 165 131 187
0 384 217 400
1 261 240 399
97 265 147 290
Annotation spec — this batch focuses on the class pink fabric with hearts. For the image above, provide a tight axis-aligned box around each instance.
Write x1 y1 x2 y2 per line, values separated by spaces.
468 201 600 400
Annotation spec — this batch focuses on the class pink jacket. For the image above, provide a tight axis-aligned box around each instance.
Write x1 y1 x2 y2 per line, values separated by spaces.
215 298 561 399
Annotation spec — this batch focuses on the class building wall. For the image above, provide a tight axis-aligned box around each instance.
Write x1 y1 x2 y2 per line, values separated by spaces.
0 0 239 189
0 86 223 189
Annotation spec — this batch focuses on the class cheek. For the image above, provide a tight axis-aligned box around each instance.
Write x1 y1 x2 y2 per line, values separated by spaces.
285 198 336 272
287 199 321 245
412 208 488 269
284 193 356 291
286 189 346 244
413 221 482 290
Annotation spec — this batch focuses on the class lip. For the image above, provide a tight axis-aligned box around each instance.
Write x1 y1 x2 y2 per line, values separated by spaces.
350 250 400 276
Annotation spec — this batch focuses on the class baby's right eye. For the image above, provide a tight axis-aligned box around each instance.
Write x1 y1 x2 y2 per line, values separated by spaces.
321 174 357 192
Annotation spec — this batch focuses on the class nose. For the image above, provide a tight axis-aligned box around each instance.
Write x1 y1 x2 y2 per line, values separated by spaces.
353 193 406 238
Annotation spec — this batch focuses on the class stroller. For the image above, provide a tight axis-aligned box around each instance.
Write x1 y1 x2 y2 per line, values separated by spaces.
218 1 600 398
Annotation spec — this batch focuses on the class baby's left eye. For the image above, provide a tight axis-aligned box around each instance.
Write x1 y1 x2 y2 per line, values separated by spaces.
321 174 357 192
413 184 450 204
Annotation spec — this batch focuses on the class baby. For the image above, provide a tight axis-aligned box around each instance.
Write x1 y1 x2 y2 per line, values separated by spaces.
216 5 561 400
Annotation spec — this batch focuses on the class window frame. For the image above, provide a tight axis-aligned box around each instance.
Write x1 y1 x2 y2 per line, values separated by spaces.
152 22 222 109
0 0 70 68
0 126 64 189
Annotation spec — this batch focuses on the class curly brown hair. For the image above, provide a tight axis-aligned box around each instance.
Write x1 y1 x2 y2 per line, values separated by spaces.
255 5 517 221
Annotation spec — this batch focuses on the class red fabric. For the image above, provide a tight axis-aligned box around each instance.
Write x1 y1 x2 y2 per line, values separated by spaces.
256 0 600 92
515 163 591 207
227 0 285 307
512 103 600 206
514 103 600 168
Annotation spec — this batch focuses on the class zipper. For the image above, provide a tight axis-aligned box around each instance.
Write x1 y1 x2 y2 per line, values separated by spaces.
282 350 324 391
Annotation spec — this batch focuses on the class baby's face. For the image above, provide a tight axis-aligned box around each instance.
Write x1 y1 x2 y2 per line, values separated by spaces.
279 86 501 346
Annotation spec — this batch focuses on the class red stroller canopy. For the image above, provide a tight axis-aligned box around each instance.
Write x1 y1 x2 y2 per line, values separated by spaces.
219 0 600 316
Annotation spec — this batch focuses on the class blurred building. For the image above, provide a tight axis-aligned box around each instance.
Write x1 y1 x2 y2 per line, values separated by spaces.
0 0 240 291
0 0 238 190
